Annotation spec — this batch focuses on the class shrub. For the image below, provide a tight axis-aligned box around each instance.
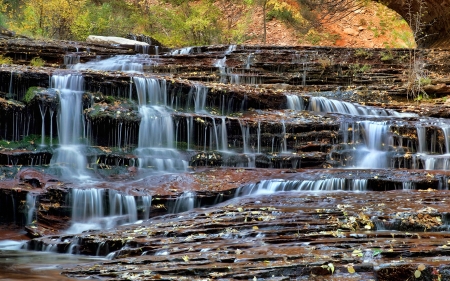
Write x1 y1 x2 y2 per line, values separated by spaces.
0 54 13 64
30 57 45 67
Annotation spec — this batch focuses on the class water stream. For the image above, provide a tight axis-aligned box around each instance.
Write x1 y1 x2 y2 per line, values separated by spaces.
3 44 450 280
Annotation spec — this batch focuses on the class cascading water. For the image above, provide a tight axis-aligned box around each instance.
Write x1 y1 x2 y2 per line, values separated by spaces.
25 193 37 225
235 178 367 196
66 188 151 234
133 77 187 171
50 74 89 179
286 94 304 111
356 121 392 168
170 191 197 213
72 55 147 72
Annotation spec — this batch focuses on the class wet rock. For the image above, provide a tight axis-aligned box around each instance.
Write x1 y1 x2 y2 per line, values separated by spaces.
16 168 56 188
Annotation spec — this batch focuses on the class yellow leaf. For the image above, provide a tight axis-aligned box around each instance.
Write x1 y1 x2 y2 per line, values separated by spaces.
182 255 189 262
328 263 334 274
418 264 426 271
414 269 421 278
253 226 259 230
348 266 355 274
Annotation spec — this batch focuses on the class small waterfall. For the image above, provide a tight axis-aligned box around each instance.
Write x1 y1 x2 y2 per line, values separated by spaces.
171 191 197 213
214 45 236 84
302 63 307 86
66 188 147 234
215 57 228 83
134 77 187 171
170 47 193 55
239 120 250 153
8 71 14 98
211 118 220 151
441 125 450 154
109 190 137 223
50 74 88 179
245 53 254 69
308 96 416 116
281 120 287 153
38 96 48 146
235 178 367 196
416 125 427 153
357 121 392 168
193 84 208 113
220 117 228 151
64 54 81 66
138 106 174 148
133 77 167 106
26 193 37 225
257 120 261 153
72 55 145 72
403 182 415 189
286 95 304 111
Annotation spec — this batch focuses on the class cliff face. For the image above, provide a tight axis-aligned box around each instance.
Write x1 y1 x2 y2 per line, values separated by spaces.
382 0 450 48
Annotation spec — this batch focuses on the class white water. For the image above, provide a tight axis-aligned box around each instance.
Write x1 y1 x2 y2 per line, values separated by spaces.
286 94 304 111
170 47 193 55
134 77 188 171
356 121 392 168
66 188 152 234
170 191 197 213
236 178 367 196
72 55 150 72
308 96 417 117
50 74 89 179
26 193 37 225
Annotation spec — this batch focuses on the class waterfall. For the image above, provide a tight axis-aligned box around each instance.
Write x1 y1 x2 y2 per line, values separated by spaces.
185 83 208 113
38 97 48 146
220 117 228 151
194 84 208 113
358 121 391 168
26 193 37 225
66 188 150 234
133 77 167 106
170 47 193 55
235 178 367 196
239 120 250 153
134 77 187 171
170 191 197 213
286 95 304 111
72 55 145 72
281 120 287 153
50 74 88 179
308 96 417 117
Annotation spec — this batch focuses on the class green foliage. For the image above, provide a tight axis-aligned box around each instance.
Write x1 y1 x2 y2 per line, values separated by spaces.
380 50 394 61
0 134 45 149
24 86 38 103
419 77 431 86
30 57 45 67
349 63 371 75
355 49 373 59
105 96 115 104
0 54 12 64
144 1 223 47
267 7 295 23
0 0 416 48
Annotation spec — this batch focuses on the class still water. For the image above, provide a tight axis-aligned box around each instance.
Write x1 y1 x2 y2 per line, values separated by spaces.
0 236 104 281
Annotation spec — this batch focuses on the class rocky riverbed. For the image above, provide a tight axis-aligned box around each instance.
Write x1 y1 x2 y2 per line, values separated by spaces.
1 36 450 280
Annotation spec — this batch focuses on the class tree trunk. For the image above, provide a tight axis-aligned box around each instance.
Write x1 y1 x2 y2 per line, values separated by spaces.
262 0 267 44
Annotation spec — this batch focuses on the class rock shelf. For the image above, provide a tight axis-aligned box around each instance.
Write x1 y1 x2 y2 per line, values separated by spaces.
0 38 450 280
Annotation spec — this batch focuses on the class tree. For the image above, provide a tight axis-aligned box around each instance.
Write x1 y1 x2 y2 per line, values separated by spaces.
11 0 87 39
297 0 368 25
